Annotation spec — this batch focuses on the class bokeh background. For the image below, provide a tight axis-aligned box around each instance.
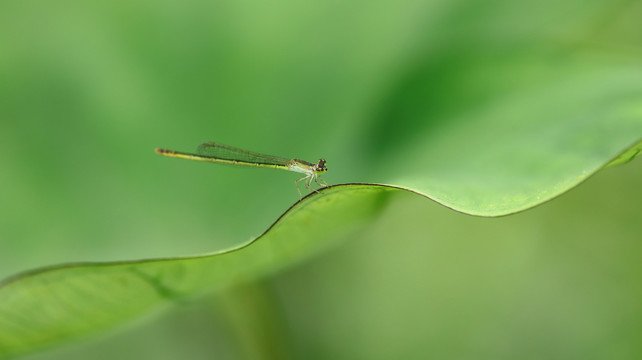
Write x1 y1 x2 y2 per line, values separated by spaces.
1 0 641 359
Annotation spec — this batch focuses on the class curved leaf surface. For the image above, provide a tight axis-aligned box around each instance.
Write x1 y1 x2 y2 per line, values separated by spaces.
1 0 642 357
0 185 392 358
365 55 642 216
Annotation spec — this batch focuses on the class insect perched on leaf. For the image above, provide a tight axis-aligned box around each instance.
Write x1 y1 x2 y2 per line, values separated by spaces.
156 142 328 197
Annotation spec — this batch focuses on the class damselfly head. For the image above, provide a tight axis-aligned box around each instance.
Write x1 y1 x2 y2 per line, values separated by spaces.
316 159 327 172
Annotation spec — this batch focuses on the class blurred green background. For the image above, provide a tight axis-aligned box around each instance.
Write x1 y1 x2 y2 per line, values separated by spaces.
1 0 641 358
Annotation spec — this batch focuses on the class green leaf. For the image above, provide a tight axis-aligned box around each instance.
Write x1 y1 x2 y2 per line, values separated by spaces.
370 57 642 215
605 139 642 168
0 186 392 358
1 0 642 357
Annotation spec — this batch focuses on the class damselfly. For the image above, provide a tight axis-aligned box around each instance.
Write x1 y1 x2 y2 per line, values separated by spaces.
156 142 328 197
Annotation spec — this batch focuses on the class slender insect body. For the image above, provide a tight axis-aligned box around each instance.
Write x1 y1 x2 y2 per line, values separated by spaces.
156 143 328 198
